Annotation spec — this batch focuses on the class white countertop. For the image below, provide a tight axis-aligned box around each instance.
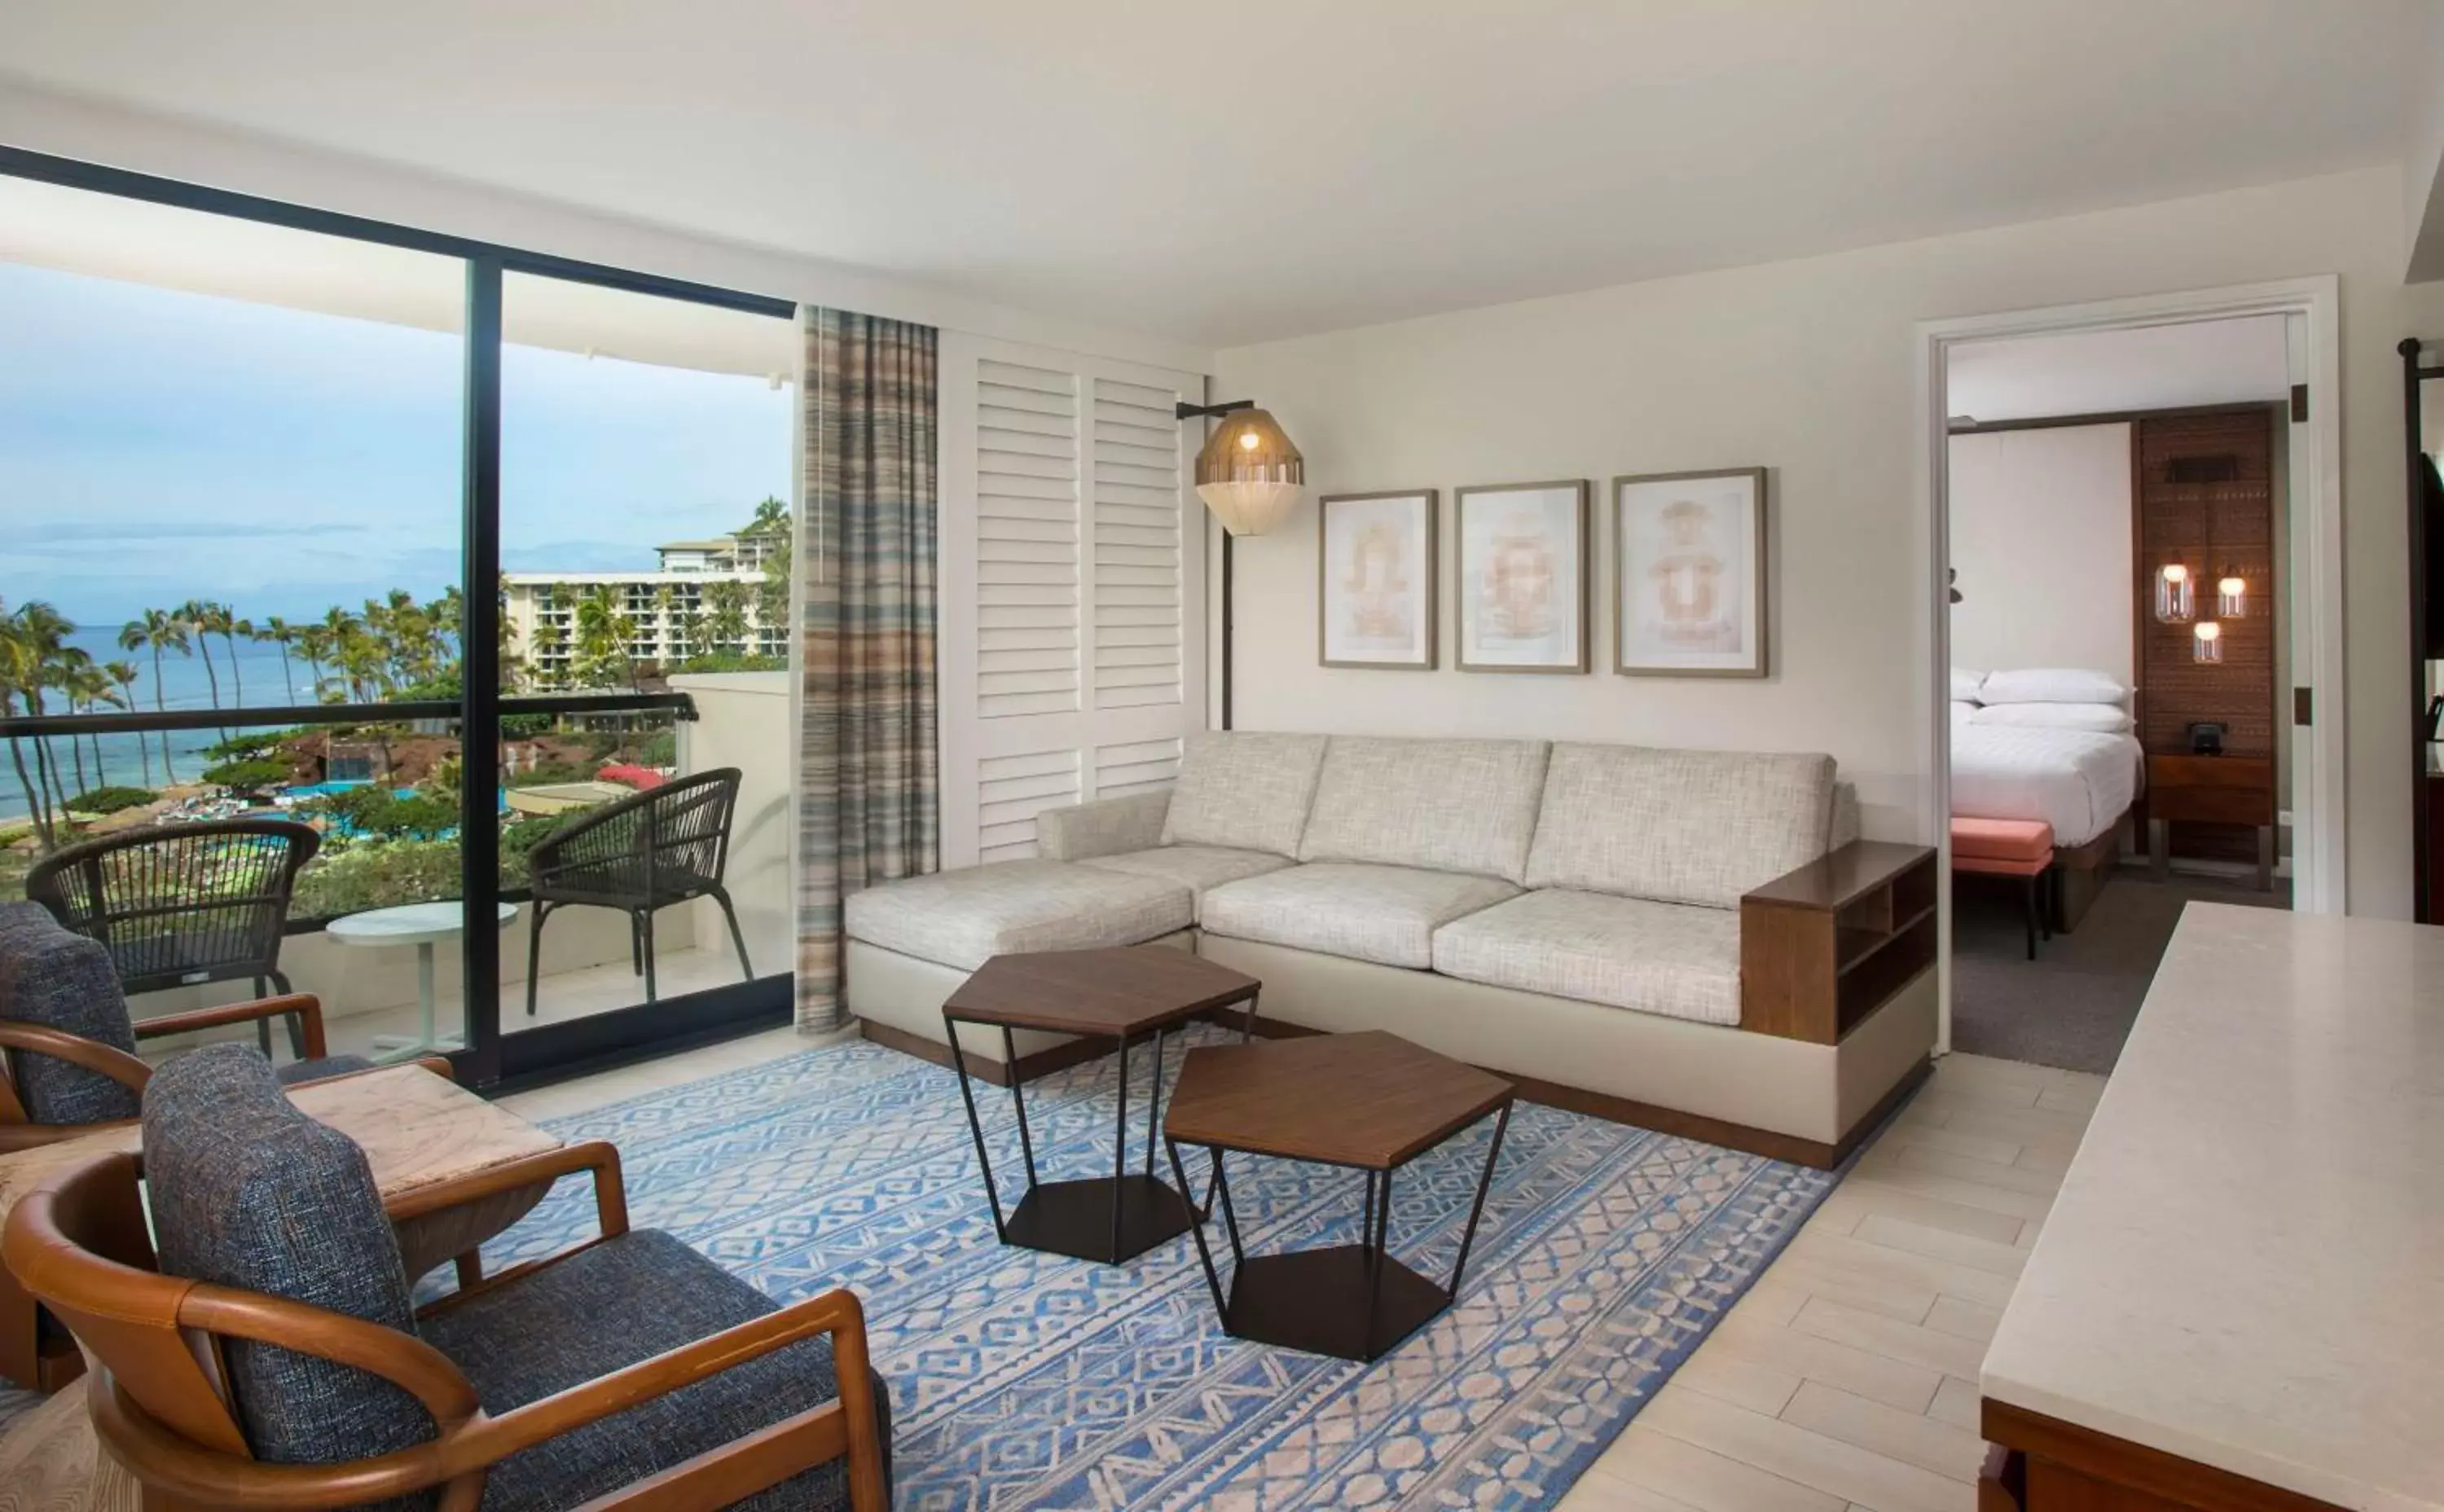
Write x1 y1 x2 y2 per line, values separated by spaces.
1981 904 2444 1510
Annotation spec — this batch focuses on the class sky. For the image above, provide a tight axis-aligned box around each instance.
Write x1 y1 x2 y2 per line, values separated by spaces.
0 261 793 630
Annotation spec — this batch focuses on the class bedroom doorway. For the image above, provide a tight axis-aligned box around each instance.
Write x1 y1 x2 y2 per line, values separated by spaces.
1916 279 2342 1070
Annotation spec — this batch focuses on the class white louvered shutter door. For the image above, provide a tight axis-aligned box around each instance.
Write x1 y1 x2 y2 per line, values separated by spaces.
938 336 1207 868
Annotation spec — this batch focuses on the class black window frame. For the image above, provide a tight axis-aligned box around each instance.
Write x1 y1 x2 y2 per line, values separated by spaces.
0 145 800 1089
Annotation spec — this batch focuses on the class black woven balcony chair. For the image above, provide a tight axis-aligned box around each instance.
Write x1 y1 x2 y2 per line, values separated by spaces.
525 768 754 1014
24 818 321 1059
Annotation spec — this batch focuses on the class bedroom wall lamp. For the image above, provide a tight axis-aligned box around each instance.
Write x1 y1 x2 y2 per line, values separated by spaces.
2216 573 2248 618
2192 618 2224 665
1177 399 1304 537
2153 563 2195 624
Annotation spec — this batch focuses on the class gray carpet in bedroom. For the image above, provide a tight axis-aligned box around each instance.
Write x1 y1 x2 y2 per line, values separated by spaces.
1949 866 2288 1075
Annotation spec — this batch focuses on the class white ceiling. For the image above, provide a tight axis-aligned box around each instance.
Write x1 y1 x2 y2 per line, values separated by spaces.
1947 317 2292 424
0 1 2421 346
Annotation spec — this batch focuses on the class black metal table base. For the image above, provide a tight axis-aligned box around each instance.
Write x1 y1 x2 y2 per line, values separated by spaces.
946 995 1258 1268
1004 1175 1193 1264
1224 1245 1449 1360
1167 1099 1511 1363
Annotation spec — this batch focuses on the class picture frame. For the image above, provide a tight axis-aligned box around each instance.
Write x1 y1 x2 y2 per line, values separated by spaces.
1317 489 1438 670
1454 480 1590 674
1613 467 1769 678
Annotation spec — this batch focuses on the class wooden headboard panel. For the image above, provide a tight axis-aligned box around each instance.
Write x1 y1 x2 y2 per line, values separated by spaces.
2132 411 2279 761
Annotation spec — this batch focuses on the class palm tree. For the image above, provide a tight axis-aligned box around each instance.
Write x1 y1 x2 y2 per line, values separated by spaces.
176 600 226 747
651 583 679 670
103 660 143 787
119 609 191 783
12 603 81 818
572 586 636 690
45 644 100 800
255 617 301 704
0 603 56 850
705 580 752 656
529 621 567 690
222 609 255 712
316 607 360 700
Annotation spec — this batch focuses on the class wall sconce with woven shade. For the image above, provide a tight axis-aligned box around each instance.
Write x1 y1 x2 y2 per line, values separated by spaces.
1177 400 1304 536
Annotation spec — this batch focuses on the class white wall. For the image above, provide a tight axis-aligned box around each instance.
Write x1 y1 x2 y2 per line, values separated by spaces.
1945 425 2133 688
671 672 795 974
1215 165 2444 917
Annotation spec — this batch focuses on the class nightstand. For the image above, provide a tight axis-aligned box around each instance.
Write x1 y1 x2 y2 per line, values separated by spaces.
2145 754 2275 890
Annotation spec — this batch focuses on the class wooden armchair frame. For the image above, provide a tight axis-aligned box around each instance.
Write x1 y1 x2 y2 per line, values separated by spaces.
0 991 332 1154
3 1145 890 1512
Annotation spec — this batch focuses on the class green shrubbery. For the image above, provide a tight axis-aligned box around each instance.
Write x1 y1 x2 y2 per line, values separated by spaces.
65 785 157 815
291 839 464 917
288 809 596 919
202 757 292 792
309 786 459 840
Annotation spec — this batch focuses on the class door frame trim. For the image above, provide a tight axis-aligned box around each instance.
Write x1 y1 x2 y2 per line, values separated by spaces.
1914 276 2345 1053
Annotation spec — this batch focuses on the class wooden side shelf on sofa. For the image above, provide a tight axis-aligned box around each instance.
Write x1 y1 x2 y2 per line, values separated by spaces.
1740 842 1938 1044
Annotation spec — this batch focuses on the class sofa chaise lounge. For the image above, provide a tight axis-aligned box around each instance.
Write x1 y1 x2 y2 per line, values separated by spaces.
844 732 1936 1166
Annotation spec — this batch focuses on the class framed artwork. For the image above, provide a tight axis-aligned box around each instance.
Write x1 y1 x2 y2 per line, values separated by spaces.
1455 480 1590 674
1318 489 1438 670
1614 468 1769 678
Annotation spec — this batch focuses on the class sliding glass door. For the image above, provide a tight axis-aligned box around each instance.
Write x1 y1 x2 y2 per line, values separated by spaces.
0 150 798 1088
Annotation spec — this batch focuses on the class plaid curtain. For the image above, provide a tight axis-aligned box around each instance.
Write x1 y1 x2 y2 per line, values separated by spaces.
797 310 939 1031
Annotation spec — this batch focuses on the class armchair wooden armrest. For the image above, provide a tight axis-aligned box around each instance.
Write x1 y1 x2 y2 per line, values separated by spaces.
133 992 327 1059
0 1022 152 1095
391 1141 625 1308
1741 841 1938 1044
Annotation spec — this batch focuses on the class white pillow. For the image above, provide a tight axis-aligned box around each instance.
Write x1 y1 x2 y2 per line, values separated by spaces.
1969 702 2134 735
1978 668 2128 706
1950 667 1986 702
1949 700 1979 721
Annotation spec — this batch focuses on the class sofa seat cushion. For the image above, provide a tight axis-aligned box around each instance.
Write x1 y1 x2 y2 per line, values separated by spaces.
1199 863 1520 970
1431 889 1743 1026
1296 737 1550 883
1161 731 1330 856
421 1228 888 1512
1077 846 1293 914
842 859 1191 971
1524 743 1835 908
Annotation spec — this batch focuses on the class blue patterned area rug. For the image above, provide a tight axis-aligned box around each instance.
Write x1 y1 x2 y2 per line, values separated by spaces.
473 1027 1840 1510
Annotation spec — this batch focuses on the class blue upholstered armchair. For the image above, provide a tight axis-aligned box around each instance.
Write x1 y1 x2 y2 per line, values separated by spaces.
2 1044 893 1511
0 899 374 1393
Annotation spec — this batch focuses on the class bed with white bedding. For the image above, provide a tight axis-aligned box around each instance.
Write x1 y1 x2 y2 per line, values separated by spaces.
1949 719 2143 846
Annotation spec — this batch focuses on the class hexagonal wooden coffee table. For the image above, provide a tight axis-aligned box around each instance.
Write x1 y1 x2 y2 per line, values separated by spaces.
1163 1030 1514 1362
943 946 1262 1265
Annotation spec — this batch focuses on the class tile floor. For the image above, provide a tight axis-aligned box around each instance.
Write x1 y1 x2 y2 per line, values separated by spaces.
508 1033 2100 1512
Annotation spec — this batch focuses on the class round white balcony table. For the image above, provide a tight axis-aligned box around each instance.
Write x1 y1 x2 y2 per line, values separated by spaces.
323 901 519 1061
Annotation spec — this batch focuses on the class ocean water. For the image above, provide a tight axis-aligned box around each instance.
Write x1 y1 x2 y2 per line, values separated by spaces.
1 626 348 823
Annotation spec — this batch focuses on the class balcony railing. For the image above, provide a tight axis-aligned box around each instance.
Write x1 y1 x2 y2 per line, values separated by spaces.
2 674 791 1058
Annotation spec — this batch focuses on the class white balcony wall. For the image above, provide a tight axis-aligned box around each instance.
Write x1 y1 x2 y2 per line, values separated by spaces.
670 671 793 980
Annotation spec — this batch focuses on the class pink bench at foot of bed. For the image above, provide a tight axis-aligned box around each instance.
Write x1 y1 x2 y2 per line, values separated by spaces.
1950 817 2055 877
1951 818 2055 960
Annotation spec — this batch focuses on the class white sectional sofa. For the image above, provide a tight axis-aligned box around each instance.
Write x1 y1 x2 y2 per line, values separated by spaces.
844 732 1937 1165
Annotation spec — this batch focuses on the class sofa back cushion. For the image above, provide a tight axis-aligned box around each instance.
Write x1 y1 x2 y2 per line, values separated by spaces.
1297 737 1550 882
1524 744 1835 908
1161 732 1329 857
